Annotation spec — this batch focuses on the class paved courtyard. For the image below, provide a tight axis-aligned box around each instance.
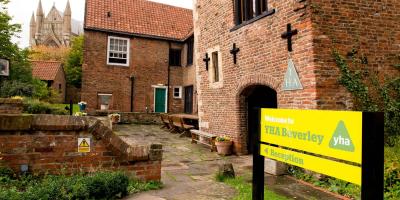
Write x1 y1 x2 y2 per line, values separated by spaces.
115 124 343 200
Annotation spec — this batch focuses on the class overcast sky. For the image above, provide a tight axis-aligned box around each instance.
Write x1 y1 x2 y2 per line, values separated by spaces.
7 0 193 48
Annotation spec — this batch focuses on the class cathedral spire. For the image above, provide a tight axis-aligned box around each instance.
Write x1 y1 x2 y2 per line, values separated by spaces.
63 0 72 46
36 0 43 16
30 12 36 47
30 12 36 25
35 0 44 39
64 0 71 16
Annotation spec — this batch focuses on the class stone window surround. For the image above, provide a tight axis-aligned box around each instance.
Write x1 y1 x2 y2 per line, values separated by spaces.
106 36 130 67
207 46 223 89
173 86 182 99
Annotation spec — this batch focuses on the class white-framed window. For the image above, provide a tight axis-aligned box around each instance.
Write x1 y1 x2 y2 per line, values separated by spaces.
107 36 130 66
173 86 182 98
207 46 223 88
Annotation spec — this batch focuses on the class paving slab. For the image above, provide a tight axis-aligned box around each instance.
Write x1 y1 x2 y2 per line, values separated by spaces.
118 124 342 200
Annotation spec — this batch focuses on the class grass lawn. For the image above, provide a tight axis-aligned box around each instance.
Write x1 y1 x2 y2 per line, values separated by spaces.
221 176 289 200
52 104 79 114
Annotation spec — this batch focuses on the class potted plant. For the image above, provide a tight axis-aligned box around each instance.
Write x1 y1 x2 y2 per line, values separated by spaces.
78 101 87 111
215 135 233 156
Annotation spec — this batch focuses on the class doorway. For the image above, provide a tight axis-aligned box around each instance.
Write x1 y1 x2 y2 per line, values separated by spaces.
184 85 193 114
154 87 167 113
241 85 277 154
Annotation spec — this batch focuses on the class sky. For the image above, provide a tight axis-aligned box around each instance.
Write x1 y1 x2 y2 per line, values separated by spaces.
7 0 193 48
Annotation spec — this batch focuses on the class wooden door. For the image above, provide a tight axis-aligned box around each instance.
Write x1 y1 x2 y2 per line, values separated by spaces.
184 86 193 114
155 88 167 113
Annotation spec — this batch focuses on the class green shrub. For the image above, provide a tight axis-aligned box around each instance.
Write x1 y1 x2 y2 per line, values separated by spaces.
0 170 139 200
384 138 400 200
22 98 67 115
0 80 34 98
86 172 129 199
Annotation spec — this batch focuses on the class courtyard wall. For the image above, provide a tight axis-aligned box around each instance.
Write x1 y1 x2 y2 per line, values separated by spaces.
0 114 162 181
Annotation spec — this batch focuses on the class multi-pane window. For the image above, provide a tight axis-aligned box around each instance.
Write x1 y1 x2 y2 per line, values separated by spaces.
187 37 194 66
235 0 268 25
212 51 219 83
169 49 182 66
173 86 182 98
107 36 129 66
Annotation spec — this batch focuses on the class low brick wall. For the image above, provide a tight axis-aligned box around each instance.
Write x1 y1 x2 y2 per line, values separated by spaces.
0 98 23 114
0 114 162 181
119 112 162 124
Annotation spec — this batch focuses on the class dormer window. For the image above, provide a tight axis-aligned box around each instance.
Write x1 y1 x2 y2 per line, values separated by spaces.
107 36 130 66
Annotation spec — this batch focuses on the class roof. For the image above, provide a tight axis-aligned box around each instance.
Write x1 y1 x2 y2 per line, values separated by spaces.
85 0 193 41
31 61 63 81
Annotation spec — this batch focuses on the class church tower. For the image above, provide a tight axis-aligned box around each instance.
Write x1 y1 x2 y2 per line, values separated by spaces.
34 0 44 43
30 0 82 47
63 0 72 46
29 13 36 46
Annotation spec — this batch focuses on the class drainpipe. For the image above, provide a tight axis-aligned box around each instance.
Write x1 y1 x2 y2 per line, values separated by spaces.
130 76 135 112
167 42 171 113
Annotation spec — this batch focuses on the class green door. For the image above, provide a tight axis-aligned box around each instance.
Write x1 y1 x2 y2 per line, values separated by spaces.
155 88 166 113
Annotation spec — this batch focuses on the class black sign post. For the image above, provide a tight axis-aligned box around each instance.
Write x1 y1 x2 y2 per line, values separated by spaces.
252 108 264 200
361 112 384 200
253 109 384 200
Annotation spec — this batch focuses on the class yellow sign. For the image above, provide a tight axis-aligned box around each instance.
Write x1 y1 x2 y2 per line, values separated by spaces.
260 144 361 185
260 109 362 164
78 138 90 153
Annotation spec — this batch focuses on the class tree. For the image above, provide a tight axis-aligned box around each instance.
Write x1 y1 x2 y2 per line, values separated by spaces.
0 0 32 82
64 35 83 88
0 0 48 98
29 45 70 63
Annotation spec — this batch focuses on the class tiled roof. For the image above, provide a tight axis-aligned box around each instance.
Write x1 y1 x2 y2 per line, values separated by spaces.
85 0 193 41
31 61 63 81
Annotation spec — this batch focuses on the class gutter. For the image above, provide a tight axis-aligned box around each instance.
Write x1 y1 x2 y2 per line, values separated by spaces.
84 27 188 43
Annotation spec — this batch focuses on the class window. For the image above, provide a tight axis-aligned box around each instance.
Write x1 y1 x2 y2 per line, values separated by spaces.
173 86 182 98
187 37 194 66
212 51 219 82
235 0 269 25
58 84 62 93
107 36 130 66
169 49 182 66
98 93 112 110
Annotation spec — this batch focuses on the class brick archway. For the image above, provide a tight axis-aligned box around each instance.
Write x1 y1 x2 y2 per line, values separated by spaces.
234 74 280 154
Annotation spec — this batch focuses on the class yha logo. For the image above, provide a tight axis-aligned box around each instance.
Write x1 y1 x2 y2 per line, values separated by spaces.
329 121 355 152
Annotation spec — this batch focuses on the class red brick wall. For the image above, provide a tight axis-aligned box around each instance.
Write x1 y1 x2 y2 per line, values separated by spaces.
194 0 316 154
82 30 194 113
0 115 162 181
311 0 400 110
194 0 399 154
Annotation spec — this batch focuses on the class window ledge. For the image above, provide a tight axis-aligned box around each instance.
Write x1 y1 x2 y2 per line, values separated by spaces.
107 63 129 67
230 9 276 32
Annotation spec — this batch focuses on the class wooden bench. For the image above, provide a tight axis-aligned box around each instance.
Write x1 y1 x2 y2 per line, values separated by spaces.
160 114 171 129
190 130 217 152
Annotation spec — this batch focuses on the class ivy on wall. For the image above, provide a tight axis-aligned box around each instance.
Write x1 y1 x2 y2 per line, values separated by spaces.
333 49 400 145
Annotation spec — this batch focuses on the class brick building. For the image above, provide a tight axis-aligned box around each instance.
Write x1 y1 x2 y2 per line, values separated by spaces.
31 61 66 103
193 0 400 154
82 0 196 114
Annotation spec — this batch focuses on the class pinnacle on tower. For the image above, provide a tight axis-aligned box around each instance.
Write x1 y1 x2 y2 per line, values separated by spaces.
30 12 36 25
36 0 43 16
64 0 71 16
